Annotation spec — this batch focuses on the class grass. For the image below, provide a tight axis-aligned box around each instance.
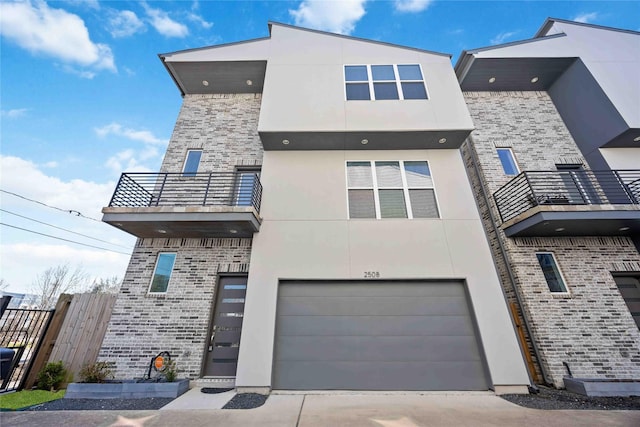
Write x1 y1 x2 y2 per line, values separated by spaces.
0 389 66 410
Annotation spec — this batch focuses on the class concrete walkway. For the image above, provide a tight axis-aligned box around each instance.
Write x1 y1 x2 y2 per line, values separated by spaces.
2 392 639 427
159 387 235 410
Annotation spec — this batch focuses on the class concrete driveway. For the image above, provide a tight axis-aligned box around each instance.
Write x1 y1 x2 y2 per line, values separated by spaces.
2 392 639 427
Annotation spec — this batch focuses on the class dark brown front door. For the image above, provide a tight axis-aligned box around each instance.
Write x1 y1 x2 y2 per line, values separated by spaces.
204 277 247 376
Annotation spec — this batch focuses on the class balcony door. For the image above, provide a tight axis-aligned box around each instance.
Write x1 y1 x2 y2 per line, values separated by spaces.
234 168 260 207
555 164 600 204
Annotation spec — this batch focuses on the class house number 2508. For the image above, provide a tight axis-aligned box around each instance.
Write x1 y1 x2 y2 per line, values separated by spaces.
364 271 380 278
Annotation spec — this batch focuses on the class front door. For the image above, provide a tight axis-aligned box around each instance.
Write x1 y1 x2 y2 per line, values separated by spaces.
203 277 247 377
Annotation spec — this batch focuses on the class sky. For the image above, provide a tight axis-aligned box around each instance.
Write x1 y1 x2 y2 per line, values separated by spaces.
0 0 638 294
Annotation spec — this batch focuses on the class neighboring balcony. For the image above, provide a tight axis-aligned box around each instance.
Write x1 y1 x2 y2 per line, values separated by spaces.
494 170 640 237
102 172 262 238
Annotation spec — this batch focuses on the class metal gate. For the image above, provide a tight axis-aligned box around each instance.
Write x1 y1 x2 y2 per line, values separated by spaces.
0 307 53 392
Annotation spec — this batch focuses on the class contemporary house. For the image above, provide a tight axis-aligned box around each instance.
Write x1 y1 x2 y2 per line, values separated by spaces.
456 19 640 389
99 22 531 393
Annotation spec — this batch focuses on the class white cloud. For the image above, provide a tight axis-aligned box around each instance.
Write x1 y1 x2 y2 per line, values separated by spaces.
394 0 432 13
490 31 519 45
143 3 189 38
0 155 135 294
1 108 28 118
105 148 156 174
108 10 145 38
187 12 213 29
63 0 100 9
94 122 168 145
0 0 116 72
290 0 367 35
573 12 598 24
42 161 58 168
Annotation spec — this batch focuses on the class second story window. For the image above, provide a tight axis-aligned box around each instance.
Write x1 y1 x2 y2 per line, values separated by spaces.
182 150 202 176
496 148 519 176
344 64 428 101
347 161 439 219
149 253 176 294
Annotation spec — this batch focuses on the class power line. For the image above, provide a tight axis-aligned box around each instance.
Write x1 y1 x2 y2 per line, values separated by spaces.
0 189 103 222
1 223 132 256
0 208 132 250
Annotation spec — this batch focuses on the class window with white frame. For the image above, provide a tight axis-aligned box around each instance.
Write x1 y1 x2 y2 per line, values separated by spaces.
344 64 428 100
536 252 568 293
182 150 202 176
149 253 176 293
496 148 519 176
347 161 439 219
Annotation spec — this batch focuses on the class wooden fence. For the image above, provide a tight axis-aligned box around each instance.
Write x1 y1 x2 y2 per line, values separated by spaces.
23 293 116 388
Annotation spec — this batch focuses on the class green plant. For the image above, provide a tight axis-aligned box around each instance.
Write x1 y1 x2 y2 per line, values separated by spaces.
36 361 68 391
163 359 178 382
79 361 114 383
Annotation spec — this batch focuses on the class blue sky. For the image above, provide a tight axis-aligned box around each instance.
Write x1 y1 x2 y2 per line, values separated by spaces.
1 0 638 294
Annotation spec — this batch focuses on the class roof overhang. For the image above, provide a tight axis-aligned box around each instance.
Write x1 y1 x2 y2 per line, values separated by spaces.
259 129 473 150
162 60 266 96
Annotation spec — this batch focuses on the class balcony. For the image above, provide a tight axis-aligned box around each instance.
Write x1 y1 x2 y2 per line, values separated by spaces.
102 172 262 238
493 170 640 237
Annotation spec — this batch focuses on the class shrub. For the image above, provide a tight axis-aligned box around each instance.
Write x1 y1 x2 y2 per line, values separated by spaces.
163 359 178 382
79 361 114 383
36 361 68 391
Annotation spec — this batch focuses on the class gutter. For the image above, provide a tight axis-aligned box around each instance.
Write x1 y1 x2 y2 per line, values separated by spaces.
464 135 550 387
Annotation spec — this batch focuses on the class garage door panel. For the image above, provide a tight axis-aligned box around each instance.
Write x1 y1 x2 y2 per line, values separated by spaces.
276 335 483 362
276 315 475 337
279 282 464 298
278 296 470 316
274 361 488 390
273 281 489 390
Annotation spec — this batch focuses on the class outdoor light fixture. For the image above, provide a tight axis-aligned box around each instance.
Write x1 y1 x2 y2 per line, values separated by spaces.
634 136 640 142
489 77 496 83
157 229 167 234
531 77 539 83
282 139 290 145
246 80 253 86
361 139 369 145
619 227 630 231
439 138 447 144
555 227 565 232
229 229 238 234
202 80 209 86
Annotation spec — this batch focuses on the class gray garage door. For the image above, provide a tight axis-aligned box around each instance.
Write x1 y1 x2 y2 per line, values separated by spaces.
273 281 489 390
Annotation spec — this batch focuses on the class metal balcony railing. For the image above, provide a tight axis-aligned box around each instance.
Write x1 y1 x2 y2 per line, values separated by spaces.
493 170 640 223
108 172 263 212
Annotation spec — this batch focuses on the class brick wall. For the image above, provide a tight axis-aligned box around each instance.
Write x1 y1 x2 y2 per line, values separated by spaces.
99 237 252 379
99 93 264 379
463 91 640 387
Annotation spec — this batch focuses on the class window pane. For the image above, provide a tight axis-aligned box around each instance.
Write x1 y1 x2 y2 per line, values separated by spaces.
346 83 371 100
348 189 376 218
347 162 373 187
373 83 399 100
404 161 432 187
345 66 368 81
379 190 407 218
397 64 423 80
536 253 567 293
371 65 395 81
375 162 403 187
497 149 519 175
409 189 439 218
183 150 202 176
150 253 176 293
236 173 257 206
401 82 428 99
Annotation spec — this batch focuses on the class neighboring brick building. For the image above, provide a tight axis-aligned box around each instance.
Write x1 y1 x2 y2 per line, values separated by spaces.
457 19 640 388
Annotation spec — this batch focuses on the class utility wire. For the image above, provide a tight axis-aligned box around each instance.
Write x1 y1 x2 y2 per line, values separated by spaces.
0 189 103 222
1 223 132 256
0 208 132 250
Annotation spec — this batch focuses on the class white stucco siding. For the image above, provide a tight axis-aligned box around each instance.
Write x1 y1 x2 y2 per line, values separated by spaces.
258 25 473 134
235 149 529 389
600 148 640 170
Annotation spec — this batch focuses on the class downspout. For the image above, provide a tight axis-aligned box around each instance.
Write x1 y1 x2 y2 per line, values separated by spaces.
464 135 550 387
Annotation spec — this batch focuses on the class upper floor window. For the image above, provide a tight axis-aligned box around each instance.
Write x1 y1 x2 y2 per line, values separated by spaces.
497 148 519 175
536 252 568 293
344 64 428 101
149 253 176 294
182 150 202 176
347 161 439 219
